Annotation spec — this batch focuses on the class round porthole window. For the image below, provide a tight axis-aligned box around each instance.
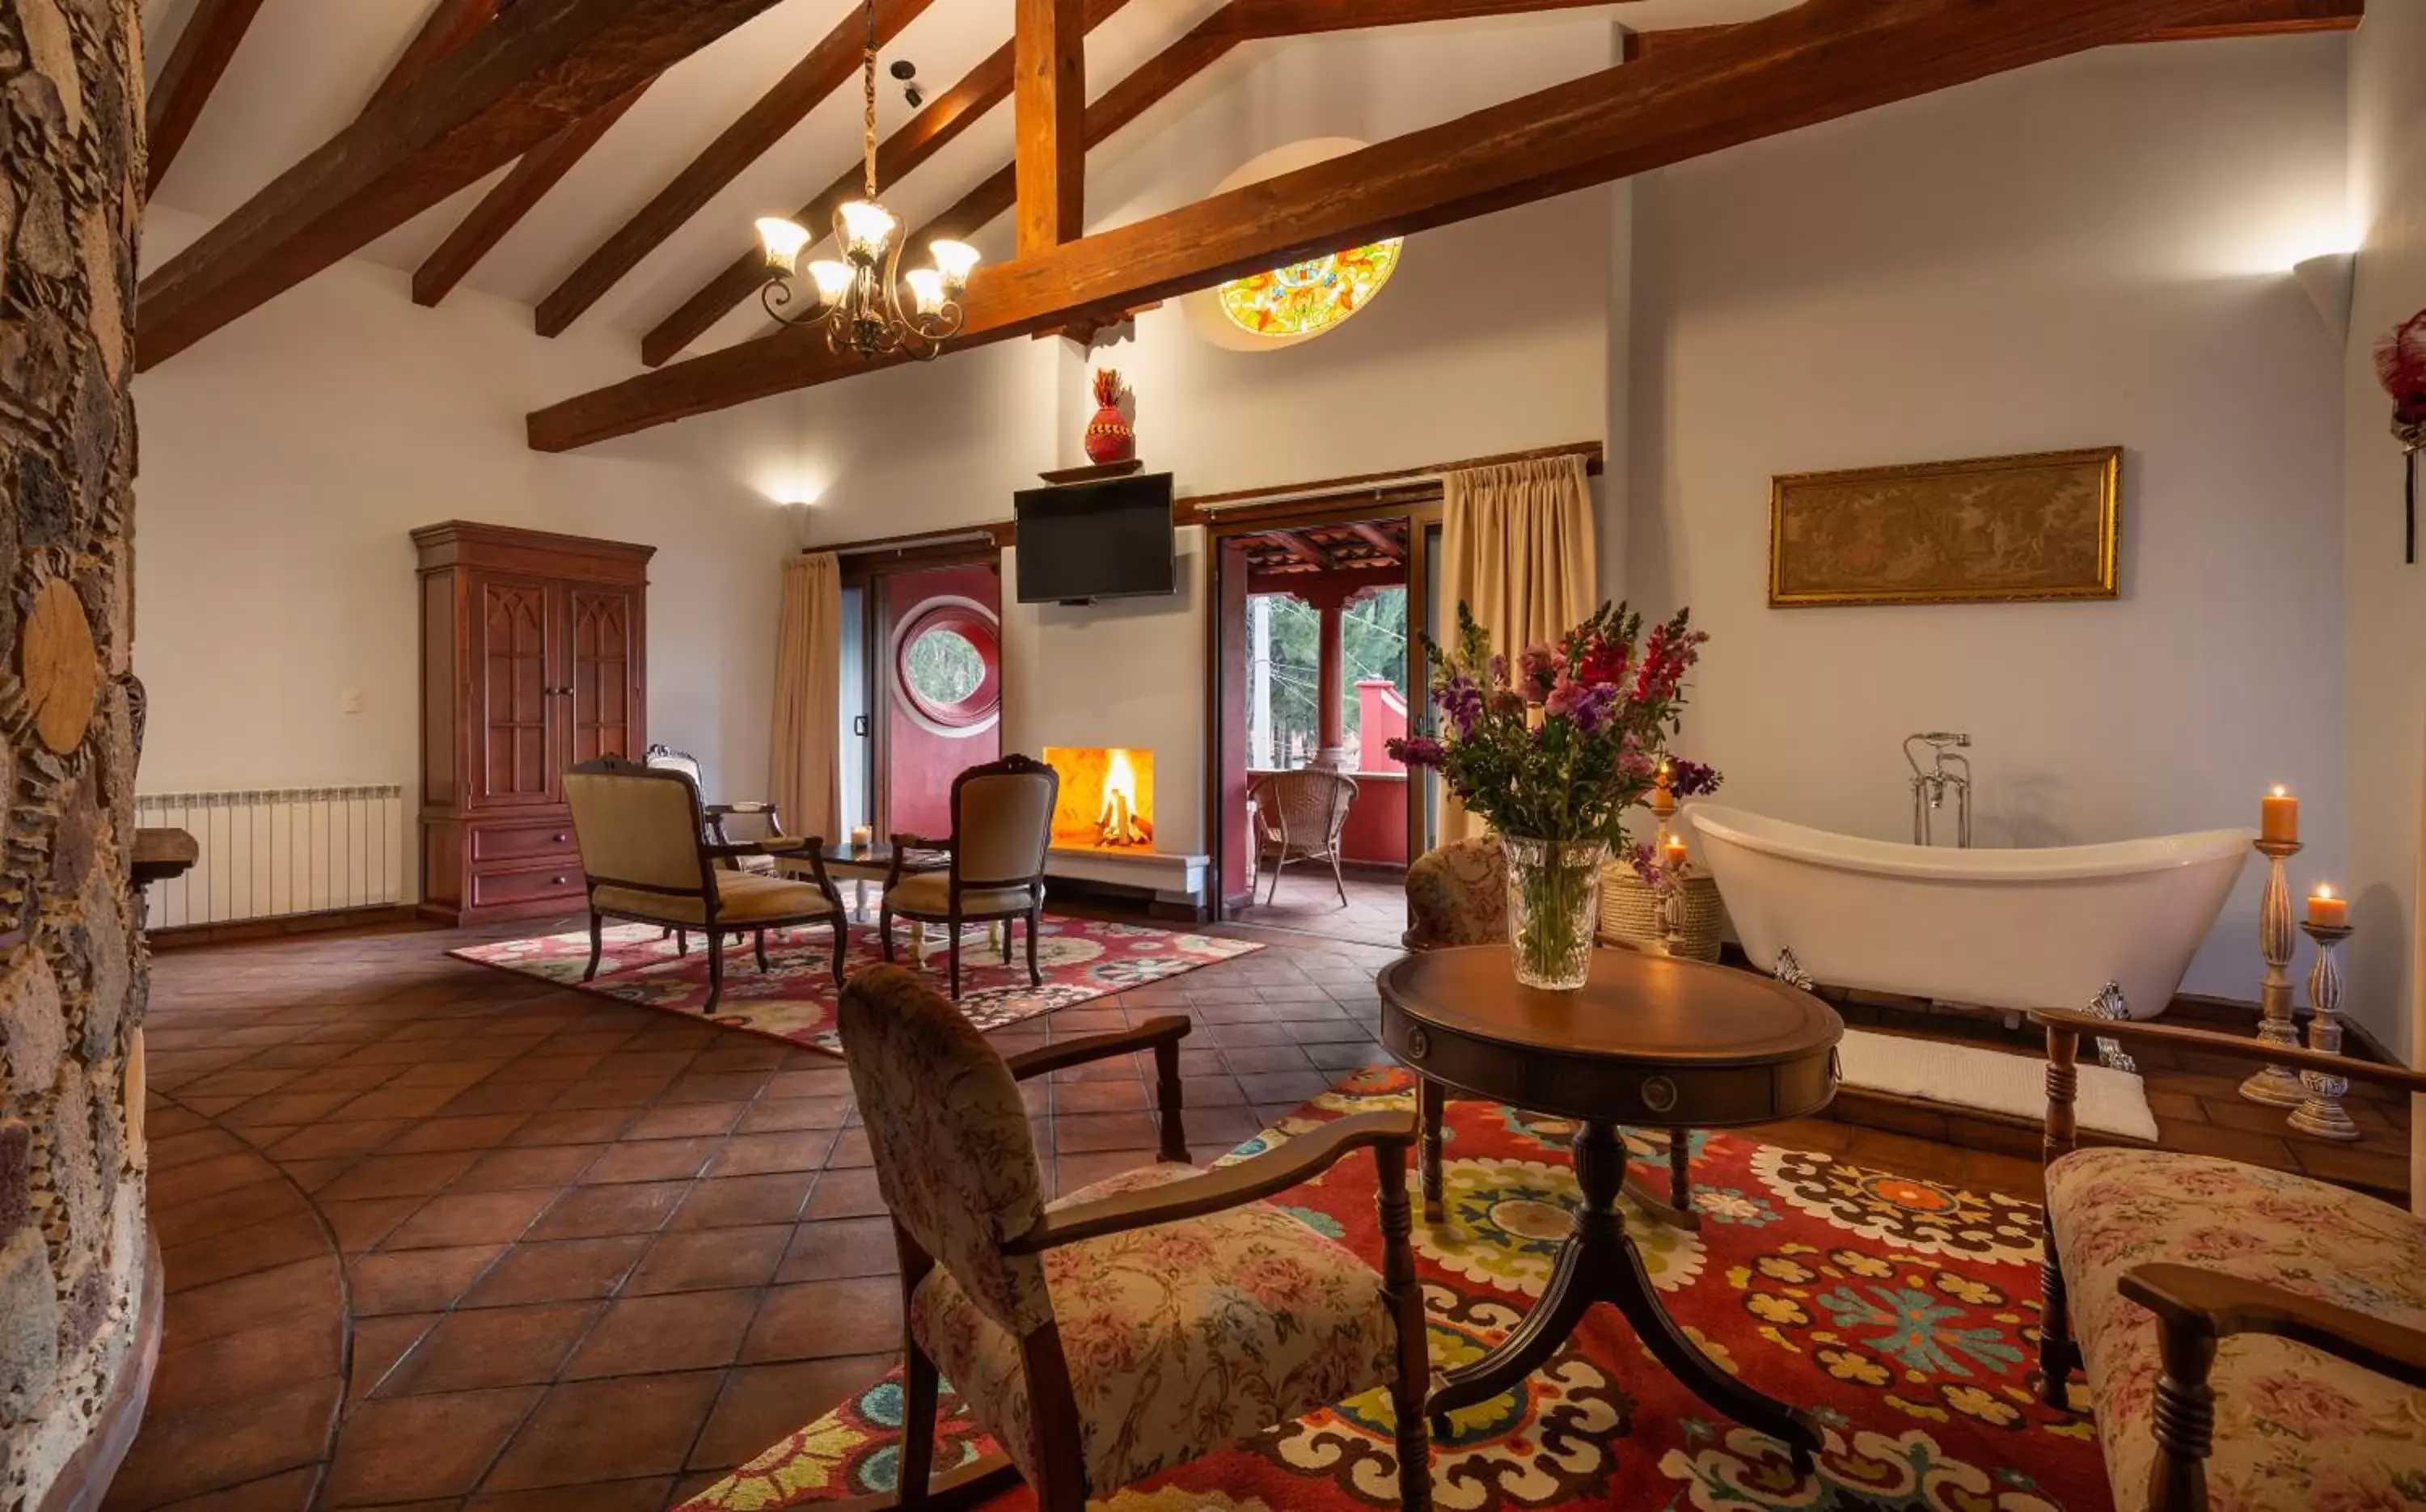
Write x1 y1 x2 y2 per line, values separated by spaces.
893 599 1001 737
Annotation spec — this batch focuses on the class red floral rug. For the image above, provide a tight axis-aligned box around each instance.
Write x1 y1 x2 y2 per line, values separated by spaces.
682 1068 2103 1511
451 918 1261 1058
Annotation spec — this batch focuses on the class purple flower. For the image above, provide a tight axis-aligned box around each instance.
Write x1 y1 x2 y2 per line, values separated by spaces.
1435 674 1485 737
1626 842 1663 886
1490 689 1526 718
1568 682 1620 735
1489 654 1509 690
1388 736 1447 769
1667 758 1723 797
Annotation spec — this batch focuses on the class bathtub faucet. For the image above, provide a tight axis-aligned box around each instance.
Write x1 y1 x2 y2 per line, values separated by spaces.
1905 733 1972 848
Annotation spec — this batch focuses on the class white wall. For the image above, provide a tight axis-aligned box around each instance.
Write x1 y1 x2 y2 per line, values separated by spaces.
2341 0 2426 1061
1626 36 2352 1007
792 19 1626 861
133 208 806 902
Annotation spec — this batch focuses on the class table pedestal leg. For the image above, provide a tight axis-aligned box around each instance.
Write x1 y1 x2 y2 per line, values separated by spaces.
1426 1121 1819 1472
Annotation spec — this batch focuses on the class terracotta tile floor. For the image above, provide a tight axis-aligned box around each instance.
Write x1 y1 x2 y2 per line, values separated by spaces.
111 909 2410 1509
1228 869 1410 949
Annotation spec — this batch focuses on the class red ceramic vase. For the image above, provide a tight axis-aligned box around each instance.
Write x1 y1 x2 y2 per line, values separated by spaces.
1084 404 1135 465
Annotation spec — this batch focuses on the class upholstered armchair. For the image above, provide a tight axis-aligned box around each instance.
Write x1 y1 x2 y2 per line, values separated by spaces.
838 965 1433 1511
2035 1007 2426 1512
645 742 784 876
562 755 847 1005
881 754 1058 999
1249 767 1358 906
1401 835 1693 1229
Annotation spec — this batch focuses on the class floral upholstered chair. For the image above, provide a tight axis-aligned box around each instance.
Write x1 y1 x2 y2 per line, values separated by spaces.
839 965 1434 1511
1401 836 1693 1228
1402 834 1508 949
2035 1007 2426 1512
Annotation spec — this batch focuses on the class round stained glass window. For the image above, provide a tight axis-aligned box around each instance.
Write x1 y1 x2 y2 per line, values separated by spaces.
1217 239 1404 340
905 627 985 707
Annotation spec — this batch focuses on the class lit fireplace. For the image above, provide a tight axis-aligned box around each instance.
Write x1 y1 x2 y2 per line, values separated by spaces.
1042 746 1156 851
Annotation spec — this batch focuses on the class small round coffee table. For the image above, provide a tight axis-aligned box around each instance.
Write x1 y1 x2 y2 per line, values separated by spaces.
1379 945 1842 1468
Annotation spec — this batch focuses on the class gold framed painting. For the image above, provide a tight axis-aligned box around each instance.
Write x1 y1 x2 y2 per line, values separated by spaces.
1769 446 2122 607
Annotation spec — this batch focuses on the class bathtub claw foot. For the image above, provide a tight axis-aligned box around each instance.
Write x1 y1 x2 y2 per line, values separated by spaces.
2088 982 2138 1075
1773 948 1817 994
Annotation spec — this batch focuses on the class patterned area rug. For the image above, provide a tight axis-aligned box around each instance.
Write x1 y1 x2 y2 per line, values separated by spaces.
451 918 1261 1058
683 1069 2103 1511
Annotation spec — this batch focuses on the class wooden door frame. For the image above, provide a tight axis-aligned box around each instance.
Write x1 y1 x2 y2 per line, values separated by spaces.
1200 492 1440 921
841 544 1005 841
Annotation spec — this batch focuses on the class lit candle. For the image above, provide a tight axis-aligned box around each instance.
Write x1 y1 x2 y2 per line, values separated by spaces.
851 825 873 849
2308 884 2348 929
2260 785 2298 844
1663 837 1689 871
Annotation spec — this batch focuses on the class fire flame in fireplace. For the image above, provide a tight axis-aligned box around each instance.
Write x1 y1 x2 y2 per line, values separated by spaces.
1042 745 1156 851
1099 748 1147 847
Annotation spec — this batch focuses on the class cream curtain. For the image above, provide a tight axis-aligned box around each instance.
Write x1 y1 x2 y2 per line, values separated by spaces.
1438 454 1598 842
770 552 843 843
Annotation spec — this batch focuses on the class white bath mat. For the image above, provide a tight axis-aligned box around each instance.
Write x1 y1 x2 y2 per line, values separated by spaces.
1837 1028 2159 1142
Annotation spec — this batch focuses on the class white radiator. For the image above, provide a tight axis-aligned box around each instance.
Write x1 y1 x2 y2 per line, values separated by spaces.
134 785 408 929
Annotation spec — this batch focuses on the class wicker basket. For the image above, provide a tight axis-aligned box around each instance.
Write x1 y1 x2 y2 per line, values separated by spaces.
1598 868 1726 962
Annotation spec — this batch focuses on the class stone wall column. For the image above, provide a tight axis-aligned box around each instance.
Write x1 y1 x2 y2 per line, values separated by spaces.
0 0 151 1507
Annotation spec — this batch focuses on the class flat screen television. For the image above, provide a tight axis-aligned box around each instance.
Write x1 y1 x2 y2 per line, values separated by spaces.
1013 472 1177 604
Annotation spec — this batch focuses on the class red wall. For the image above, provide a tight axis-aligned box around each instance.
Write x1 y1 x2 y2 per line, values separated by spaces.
1357 679 1407 772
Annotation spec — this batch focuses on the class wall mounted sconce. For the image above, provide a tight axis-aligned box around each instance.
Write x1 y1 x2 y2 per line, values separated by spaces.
2293 251 2356 344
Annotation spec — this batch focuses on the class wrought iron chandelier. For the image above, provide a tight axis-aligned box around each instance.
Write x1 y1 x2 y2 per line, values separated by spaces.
754 1 978 360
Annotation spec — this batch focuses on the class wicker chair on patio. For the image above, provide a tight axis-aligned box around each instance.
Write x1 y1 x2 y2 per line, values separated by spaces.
1249 767 1358 907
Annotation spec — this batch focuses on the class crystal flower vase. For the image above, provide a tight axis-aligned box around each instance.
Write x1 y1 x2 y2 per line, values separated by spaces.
1501 835 1606 990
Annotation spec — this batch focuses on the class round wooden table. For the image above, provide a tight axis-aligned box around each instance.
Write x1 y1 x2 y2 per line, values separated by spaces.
1379 945 1843 1468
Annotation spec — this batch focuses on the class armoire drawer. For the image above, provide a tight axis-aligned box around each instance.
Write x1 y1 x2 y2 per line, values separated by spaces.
469 864 584 912
471 819 578 864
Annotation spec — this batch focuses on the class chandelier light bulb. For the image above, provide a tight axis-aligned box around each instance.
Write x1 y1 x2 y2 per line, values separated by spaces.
929 239 981 293
904 267 946 316
756 217 813 274
806 260 856 305
836 200 898 265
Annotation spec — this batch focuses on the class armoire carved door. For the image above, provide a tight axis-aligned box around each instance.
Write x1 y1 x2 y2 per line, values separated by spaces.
416 523 653 925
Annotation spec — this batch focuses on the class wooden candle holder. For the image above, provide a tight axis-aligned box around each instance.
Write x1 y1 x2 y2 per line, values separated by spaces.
2287 919 2360 1142
2238 838 2309 1108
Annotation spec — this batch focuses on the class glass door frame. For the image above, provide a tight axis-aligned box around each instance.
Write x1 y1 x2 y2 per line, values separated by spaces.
839 543 1004 842
1200 491 1443 923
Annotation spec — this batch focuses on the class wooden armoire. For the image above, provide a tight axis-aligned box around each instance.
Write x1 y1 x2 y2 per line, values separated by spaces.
413 522 653 925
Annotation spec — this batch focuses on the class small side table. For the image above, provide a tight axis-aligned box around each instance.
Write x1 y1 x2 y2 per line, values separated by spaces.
1380 945 1842 1470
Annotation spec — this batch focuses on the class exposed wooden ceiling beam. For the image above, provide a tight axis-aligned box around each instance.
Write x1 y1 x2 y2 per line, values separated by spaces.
2131 0 2361 40
636 0 1134 368
146 0 270 199
1266 531 1333 570
137 0 788 370
531 0 932 339
412 82 653 308
530 0 2254 451
367 0 500 112
1016 0 1088 256
1349 522 1405 561
1622 0 2357 57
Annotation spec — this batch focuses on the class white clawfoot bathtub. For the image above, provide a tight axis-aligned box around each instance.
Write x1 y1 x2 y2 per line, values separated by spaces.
1684 805 2253 1021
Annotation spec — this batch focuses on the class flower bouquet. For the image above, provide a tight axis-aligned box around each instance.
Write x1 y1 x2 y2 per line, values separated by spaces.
1390 602 1714 990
